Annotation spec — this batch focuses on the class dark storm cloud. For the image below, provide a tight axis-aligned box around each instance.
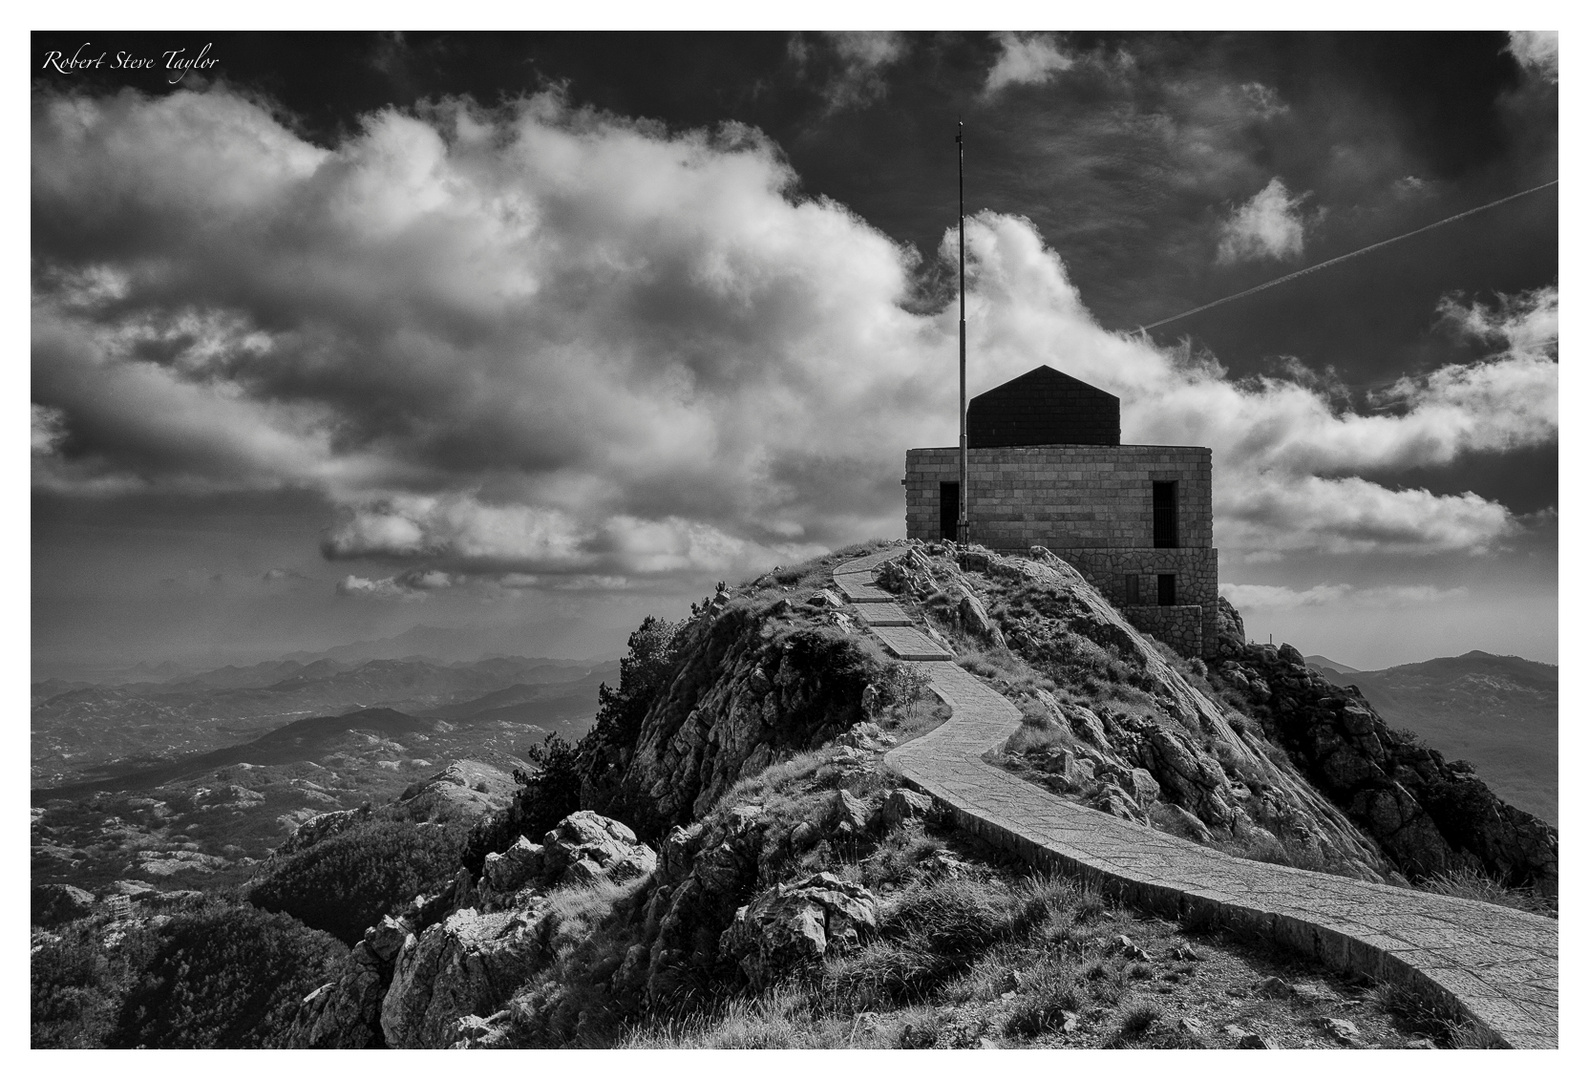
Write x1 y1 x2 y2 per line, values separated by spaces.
30 37 1555 598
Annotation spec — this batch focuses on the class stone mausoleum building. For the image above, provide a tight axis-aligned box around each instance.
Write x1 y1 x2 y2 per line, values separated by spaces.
905 365 1218 658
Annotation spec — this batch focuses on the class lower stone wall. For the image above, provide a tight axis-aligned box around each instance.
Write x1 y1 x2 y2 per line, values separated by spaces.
1043 546 1219 659
1119 604 1204 658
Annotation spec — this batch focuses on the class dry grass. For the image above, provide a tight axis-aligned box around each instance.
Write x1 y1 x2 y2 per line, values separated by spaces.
1416 866 1557 918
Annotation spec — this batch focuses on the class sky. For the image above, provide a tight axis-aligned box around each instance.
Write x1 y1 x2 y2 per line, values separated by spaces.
28 28 1560 677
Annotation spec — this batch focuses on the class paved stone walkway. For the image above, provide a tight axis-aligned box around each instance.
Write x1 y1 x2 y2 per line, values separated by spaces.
835 548 1558 1049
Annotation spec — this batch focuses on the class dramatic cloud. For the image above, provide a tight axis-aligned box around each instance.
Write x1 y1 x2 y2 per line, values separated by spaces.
983 33 1075 96
1216 177 1308 264
1507 31 1558 83
31 86 1556 601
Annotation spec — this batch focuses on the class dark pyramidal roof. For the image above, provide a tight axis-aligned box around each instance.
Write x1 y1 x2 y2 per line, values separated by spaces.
967 365 1120 448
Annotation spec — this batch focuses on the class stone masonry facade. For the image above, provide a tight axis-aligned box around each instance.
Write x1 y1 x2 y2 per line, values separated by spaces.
905 443 1218 657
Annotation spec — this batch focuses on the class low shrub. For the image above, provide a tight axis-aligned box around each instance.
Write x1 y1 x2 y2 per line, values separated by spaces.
248 818 466 944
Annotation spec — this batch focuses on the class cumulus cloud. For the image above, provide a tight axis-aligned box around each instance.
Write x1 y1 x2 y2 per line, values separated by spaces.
1221 582 1469 610
1507 31 1558 83
1216 177 1308 263
30 86 1556 594
983 32 1075 96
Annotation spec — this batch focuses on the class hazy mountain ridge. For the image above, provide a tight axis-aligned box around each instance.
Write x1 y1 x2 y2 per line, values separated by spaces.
32 655 616 787
1310 651 1556 824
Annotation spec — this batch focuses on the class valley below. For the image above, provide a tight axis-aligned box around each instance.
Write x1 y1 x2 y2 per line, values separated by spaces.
31 654 615 895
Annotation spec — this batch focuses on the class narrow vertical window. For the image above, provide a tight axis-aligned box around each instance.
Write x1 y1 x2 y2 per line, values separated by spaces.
939 481 960 542
1123 574 1141 605
1153 481 1178 548
1158 574 1177 606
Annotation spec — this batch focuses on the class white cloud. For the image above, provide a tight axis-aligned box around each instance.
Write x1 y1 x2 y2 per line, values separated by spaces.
31 87 1556 592
1507 31 1558 83
983 32 1075 96
1437 285 1558 355
336 574 427 601
1221 582 1468 610
1216 177 1307 264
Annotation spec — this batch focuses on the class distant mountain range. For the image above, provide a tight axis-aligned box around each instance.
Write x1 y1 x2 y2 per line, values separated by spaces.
1309 651 1556 825
32 654 618 789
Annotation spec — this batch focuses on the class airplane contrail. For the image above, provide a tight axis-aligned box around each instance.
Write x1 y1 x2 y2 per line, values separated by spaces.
1139 179 1558 334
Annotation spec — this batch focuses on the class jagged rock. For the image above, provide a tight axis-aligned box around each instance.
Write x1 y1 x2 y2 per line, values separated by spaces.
536 811 657 888
826 789 871 833
1088 783 1147 824
482 836 546 895
578 605 873 834
381 906 546 1048
1067 704 1108 746
1126 768 1161 806
718 872 878 989
790 821 820 850
367 915 412 963
958 591 1008 649
1031 688 1075 738
32 883 94 927
291 942 388 1048
807 589 844 608
880 788 934 826
836 721 891 751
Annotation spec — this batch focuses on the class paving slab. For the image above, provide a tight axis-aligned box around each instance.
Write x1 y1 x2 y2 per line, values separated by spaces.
869 624 954 661
832 550 1557 1049
856 601 913 626
834 574 892 602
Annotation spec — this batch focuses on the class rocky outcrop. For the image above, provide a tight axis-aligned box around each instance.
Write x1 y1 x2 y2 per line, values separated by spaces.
580 606 882 836
1222 642 1557 891
289 810 658 1049
718 873 878 989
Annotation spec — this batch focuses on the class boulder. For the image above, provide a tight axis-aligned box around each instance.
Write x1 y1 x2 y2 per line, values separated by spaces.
381 906 546 1048
880 788 934 826
481 836 546 895
1126 768 1161 806
718 872 879 989
957 592 1008 648
536 811 656 888
826 789 871 833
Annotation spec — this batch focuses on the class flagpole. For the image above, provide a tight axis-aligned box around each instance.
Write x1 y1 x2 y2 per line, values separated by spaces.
957 120 968 546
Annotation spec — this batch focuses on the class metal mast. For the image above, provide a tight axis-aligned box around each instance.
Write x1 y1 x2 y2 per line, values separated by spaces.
957 120 968 545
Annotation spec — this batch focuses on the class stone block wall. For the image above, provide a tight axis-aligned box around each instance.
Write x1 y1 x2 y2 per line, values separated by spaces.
1119 605 1205 658
1048 546 1219 656
904 445 1213 550
904 444 1218 657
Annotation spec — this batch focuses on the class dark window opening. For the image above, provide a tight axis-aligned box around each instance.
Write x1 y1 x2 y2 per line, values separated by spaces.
939 481 960 542
1158 574 1176 606
1153 481 1178 548
1123 574 1141 605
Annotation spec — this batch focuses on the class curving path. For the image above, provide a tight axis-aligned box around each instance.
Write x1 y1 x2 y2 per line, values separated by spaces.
836 549 1557 1049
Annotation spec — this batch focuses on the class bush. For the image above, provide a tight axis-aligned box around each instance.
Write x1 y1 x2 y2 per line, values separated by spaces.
463 731 585 875
110 904 345 1047
248 818 466 944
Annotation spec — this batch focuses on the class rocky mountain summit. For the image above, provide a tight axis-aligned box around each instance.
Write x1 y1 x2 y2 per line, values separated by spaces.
34 541 1554 1049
